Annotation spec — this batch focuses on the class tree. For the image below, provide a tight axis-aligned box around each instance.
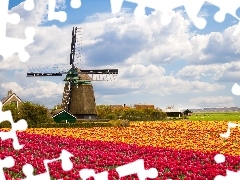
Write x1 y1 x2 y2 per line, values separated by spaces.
2 103 20 122
18 101 54 127
96 105 113 119
96 105 167 121
183 109 192 116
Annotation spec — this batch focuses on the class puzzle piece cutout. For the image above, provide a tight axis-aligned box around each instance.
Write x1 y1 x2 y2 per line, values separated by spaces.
71 0 82 9
110 0 240 35
231 83 240 96
48 0 82 22
0 0 36 62
214 124 240 179
24 0 34 11
110 0 209 28
207 0 240 35
22 149 74 180
48 0 67 22
79 169 109 180
0 0 84 62
214 154 240 180
79 159 158 180
116 159 158 180
0 156 15 180
0 102 28 150
0 27 35 62
220 122 240 139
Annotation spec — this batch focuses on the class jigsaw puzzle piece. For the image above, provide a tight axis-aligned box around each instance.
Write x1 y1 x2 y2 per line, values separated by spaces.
207 0 240 35
0 0 35 61
220 122 240 138
0 156 15 180
79 169 109 180
22 163 50 180
22 150 74 180
0 0 20 38
110 0 184 24
214 154 225 164
182 0 207 29
146 0 186 25
116 159 158 180
0 27 35 62
24 0 34 11
110 0 206 27
0 102 28 150
70 0 81 9
0 119 28 150
48 0 67 22
214 170 240 180
213 154 240 179
110 0 123 14
6 13 20 25
59 149 74 171
207 0 240 22
42 149 74 176
232 83 240 96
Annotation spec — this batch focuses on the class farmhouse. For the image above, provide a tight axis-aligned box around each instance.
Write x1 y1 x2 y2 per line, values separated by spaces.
134 104 154 109
162 106 182 118
1 90 23 108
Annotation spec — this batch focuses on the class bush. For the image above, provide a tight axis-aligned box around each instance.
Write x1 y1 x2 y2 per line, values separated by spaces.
97 105 167 121
108 119 130 127
121 119 130 127
18 101 54 126
0 121 12 128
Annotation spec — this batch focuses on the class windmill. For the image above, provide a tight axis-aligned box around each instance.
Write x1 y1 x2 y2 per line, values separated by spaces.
27 27 118 119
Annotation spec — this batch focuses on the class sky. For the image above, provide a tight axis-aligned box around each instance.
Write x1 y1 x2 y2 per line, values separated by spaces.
1 0 240 109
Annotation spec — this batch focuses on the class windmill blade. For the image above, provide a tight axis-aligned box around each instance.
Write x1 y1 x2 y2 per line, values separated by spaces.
26 69 118 77
80 69 118 74
27 72 63 77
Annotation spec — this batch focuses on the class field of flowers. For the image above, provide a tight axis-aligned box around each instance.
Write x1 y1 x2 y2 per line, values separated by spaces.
1 121 240 179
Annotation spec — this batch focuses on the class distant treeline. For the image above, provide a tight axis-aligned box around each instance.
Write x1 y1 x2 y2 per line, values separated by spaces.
0 102 168 128
96 105 167 121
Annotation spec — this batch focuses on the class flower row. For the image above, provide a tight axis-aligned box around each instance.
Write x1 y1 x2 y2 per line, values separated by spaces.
0 131 239 179
24 121 240 156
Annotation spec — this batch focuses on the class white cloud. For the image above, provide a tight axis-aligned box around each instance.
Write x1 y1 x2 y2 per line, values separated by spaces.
93 64 225 97
186 26 240 64
177 61 240 82
1 3 238 108
188 96 235 107
1 81 64 99
1 80 64 108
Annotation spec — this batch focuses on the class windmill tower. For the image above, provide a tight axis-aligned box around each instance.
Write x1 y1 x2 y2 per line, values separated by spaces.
27 27 118 119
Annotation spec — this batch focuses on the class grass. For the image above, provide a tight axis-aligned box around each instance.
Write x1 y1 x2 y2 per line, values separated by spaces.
187 112 240 121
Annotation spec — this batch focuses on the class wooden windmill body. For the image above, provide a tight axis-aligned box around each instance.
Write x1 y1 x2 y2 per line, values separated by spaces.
27 27 118 120
62 68 97 119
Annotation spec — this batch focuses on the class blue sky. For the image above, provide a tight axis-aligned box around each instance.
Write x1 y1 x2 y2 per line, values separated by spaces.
1 0 240 109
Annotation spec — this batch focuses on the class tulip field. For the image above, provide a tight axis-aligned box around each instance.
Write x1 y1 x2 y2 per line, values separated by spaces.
1 121 240 179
